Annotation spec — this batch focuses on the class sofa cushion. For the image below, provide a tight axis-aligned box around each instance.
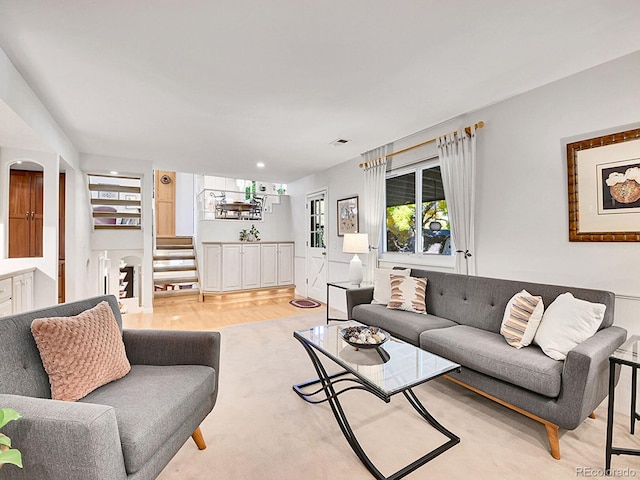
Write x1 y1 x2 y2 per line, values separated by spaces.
372 267 410 305
352 304 457 345
387 275 428 314
411 269 616 333
534 292 606 360
420 325 563 398
500 290 544 349
80 364 216 475
30 301 131 401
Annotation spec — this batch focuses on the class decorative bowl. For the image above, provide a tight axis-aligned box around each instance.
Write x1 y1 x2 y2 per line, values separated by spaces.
339 326 390 349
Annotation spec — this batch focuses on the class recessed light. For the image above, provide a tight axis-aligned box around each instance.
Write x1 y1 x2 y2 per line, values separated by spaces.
16 160 22 164
256 162 265 168
110 171 118 175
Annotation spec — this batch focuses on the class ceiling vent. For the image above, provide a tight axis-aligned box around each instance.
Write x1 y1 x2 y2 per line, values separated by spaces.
330 138 350 146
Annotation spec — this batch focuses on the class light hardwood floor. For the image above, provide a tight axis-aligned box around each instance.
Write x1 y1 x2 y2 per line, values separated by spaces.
122 297 327 330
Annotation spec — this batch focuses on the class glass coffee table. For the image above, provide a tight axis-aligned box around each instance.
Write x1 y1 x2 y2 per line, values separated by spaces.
293 321 460 480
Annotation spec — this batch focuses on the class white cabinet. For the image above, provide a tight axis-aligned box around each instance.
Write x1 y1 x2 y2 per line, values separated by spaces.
260 243 294 287
203 244 222 291
0 269 35 316
12 271 34 314
0 277 12 317
220 243 261 291
260 244 278 287
0 299 12 317
203 242 293 293
241 244 261 289
277 243 294 286
221 244 243 291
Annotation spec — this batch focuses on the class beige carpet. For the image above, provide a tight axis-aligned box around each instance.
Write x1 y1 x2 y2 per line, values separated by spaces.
158 311 639 479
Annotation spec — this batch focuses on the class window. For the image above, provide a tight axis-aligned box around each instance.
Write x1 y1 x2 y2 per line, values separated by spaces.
309 194 325 248
385 160 450 255
88 174 142 229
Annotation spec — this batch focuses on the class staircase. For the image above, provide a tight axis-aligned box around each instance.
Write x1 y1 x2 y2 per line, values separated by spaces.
153 236 200 300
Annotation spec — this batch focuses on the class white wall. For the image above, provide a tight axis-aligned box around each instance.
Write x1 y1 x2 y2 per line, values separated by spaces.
197 195 293 243
288 158 364 308
175 172 195 236
0 46 92 304
289 50 640 410
81 153 154 312
0 148 59 307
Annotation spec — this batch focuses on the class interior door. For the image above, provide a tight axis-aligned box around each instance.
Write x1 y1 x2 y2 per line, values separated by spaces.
306 190 327 302
155 170 176 237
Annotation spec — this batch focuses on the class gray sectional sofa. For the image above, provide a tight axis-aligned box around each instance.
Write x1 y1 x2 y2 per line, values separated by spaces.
0 295 221 480
346 269 627 460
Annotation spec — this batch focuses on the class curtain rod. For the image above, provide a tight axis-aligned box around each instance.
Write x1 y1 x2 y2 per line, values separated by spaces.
359 121 485 169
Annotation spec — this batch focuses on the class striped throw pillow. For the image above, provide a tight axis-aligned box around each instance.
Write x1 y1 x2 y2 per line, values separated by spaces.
387 275 427 314
500 290 544 349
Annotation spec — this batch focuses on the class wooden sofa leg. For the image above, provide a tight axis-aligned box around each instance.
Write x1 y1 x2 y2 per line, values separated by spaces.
443 375 563 460
589 412 596 419
191 427 207 450
545 423 560 460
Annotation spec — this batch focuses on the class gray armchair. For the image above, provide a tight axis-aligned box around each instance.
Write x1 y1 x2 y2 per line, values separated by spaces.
0 295 220 480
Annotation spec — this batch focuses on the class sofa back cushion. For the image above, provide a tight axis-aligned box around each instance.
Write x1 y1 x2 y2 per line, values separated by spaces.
410 269 615 334
0 295 123 398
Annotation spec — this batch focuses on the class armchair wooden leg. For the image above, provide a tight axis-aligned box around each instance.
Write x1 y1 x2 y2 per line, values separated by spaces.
545 423 560 460
191 427 206 450
589 412 596 419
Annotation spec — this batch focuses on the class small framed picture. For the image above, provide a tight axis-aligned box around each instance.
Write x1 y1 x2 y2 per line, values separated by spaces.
337 196 359 236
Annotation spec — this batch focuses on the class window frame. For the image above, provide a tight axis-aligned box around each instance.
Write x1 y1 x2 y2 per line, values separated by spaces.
381 157 455 268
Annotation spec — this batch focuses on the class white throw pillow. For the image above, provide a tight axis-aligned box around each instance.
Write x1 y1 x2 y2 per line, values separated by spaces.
533 292 606 360
387 275 428 314
371 268 410 305
500 290 544 349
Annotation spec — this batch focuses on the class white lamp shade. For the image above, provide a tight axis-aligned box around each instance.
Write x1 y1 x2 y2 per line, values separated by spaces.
342 233 369 254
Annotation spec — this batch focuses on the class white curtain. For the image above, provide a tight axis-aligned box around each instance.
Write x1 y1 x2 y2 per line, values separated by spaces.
362 146 387 282
437 125 477 275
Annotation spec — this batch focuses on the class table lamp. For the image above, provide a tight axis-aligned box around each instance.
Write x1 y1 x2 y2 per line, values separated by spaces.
342 233 369 285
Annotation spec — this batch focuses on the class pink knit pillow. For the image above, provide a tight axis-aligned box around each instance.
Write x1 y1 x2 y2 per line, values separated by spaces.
31 301 131 401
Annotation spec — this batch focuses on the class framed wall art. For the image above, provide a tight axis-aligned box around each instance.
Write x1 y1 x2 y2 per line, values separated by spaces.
337 196 359 236
567 127 640 241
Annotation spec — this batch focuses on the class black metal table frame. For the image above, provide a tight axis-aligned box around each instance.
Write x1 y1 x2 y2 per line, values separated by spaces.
326 281 371 324
605 357 640 471
293 335 460 480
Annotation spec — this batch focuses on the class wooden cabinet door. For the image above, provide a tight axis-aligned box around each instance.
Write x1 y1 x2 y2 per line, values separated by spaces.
260 244 278 287
8 171 31 258
12 272 34 314
277 243 294 285
8 170 43 258
203 244 222 292
31 172 43 257
241 244 261 289
221 244 242 291
0 299 12 317
12 274 23 314
21 271 34 312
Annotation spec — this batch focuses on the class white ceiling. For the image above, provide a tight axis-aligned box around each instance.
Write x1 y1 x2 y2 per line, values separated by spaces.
0 1 639 182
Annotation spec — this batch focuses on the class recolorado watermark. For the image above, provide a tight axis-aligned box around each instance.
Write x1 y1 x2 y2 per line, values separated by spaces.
576 467 637 477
